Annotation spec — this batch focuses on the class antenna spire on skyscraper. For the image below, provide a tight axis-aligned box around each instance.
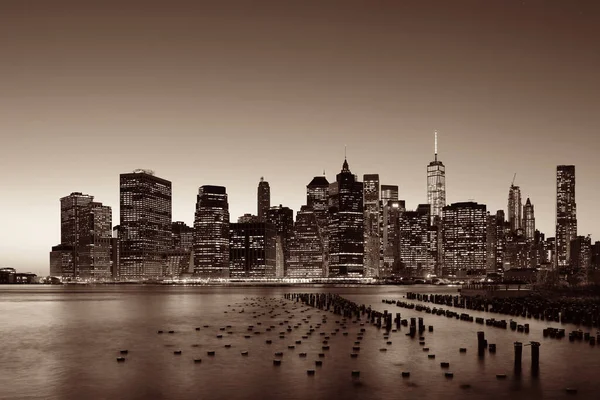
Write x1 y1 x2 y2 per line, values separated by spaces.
434 131 438 162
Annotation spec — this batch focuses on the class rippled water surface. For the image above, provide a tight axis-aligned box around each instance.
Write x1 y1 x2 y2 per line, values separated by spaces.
0 285 598 400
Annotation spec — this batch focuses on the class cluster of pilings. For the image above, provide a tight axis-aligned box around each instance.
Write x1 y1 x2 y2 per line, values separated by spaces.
568 329 599 345
405 292 600 328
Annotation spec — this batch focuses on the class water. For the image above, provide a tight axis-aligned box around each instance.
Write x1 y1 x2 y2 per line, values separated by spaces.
0 285 597 400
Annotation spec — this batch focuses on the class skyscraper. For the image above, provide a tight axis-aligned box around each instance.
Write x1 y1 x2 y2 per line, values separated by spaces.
427 131 446 225
229 222 276 278
266 205 294 276
363 174 381 278
442 202 487 276
381 185 399 204
51 192 113 279
569 235 591 274
523 198 535 242
119 170 172 279
398 204 433 277
193 185 230 278
508 184 522 233
327 158 364 277
556 165 577 269
257 177 270 222
381 200 405 278
288 206 324 278
307 175 330 273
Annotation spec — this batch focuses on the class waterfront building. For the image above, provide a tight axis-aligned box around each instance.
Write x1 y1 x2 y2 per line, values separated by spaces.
442 202 487 276
427 132 446 225
306 175 329 272
327 158 364 277
381 200 405 278
363 174 381 278
288 206 324 278
266 205 294 277
257 177 270 222
398 204 433 277
119 170 172 279
49 244 75 278
556 165 577 269
193 185 230 278
172 221 194 251
229 222 277 278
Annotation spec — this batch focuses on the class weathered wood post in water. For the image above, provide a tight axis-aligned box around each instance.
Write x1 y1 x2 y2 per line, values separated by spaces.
531 341 540 376
477 331 486 357
514 342 523 375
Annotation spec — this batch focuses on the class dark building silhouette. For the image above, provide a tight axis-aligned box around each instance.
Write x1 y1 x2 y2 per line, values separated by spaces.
363 174 381 278
193 185 230 278
288 206 324 278
523 198 535 242
238 214 259 223
172 221 194 251
327 158 364 277
556 165 577 269
442 202 487 276
229 222 276 278
49 244 75 278
257 177 270 222
381 200 405 278
0 268 37 284
570 235 592 273
165 221 194 278
119 170 172 280
266 205 294 277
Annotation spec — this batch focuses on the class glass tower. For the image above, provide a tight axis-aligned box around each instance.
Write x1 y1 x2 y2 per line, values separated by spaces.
556 165 577 268
427 132 446 225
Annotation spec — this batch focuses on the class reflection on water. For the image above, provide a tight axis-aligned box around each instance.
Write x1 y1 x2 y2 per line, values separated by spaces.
0 285 597 400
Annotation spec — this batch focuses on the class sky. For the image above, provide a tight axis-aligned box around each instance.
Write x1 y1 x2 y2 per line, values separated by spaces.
1 0 599 275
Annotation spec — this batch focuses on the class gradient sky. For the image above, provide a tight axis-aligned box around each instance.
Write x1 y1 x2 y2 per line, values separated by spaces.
1 0 599 275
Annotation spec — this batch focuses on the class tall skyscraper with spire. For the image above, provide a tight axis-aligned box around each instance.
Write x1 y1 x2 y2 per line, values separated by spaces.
556 165 577 269
257 177 270 222
327 157 364 277
508 182 522 233
427 131 446 225
523 198 535 242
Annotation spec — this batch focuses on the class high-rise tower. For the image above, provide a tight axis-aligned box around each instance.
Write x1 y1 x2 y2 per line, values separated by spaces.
556 165 577 269
193 185 230 278
427 131 446 225
363 174 381 278
523 198 535 242
328 157 364 277
119 170 172 279
257 177 270 222
508 182 522 233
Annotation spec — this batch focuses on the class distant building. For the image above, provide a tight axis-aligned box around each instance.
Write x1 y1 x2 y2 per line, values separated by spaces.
592 241 600 271
172 221 194 251
0 268 37 284
306 175 329 272
508 184 522 233
442 202 487 276
257 177 270 222
363 174 381 278
166 221 194 278
380 200 405 278
570 235 592 273
119 170 172 279
427 132 446 225
505 232 529 270
288 206 324 278
380 185 399 204
229 222 276 278
238 214 259 224
556 165 577 269
50 244 75 278
193 186 230 278
523 198 535 242
398 204 433 277
266 205 294 276
327 158 364 277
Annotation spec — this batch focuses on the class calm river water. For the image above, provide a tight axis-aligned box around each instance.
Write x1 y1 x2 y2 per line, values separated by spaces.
0 285 597 400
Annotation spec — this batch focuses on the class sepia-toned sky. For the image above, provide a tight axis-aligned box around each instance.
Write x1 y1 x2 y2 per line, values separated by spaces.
1 0 599 275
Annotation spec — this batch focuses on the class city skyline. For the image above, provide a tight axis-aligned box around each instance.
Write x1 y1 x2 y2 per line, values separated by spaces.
1 0 599 275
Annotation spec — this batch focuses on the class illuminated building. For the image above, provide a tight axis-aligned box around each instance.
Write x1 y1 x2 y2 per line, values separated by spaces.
505 231 529 269
427 131 446 225
238 214 259 223
193 185 230 278
229 222 276 278
570 235 591 273
50 192 113 279
119 170 172 279
327 158 364 277
381 185 399 204
398 204 433 277
288 206 324 278
556 165 577 269
508 184 522 232
307 175 329 272
381 200 405 278
523 198 535 242
172 221 194 251
266 205 294 276
442 202 487 276
257 177 270 222
363 174 380 277
165 221 194 278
